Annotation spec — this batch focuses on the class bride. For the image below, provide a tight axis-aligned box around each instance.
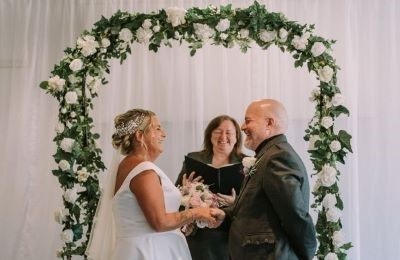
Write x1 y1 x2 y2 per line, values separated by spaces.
86 108 216 260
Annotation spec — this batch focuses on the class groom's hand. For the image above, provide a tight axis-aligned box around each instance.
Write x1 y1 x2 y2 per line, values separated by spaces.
208 208 225 228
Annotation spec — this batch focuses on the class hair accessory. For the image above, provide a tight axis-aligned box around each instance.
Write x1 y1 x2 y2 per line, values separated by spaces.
115 113 146 137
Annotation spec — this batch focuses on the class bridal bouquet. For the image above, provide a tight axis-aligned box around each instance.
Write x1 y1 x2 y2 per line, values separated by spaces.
179 181 217 228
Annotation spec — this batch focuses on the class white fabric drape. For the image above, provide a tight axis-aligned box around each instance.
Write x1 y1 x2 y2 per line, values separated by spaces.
1 0 399 259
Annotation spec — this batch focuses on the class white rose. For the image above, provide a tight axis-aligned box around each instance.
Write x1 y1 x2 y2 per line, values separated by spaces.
166 7 186 27
136 27 153 44
194 23 215 41
331 93 344 106
119 28 133 42
219 33 228 40
324 253 339 260
61 229 74 243
65 91 78 104
68 74 81 84
48 75 65 92
322 193 337 209
332 230 345 247
318 65 334 83
85 75 102 94
279 28 288 42
308 135 321 150
70 112 76 118
319 164 337 187
329 140 342 153
152 25 160 32
242 157 257 168
142 19 152 29
77 167 90 182
54 208 68 223
239 29 249 39
61 107 67 114
259 29 277 43
327 207 341 223
216 18 230 32
311 42 326 57
309 88 321 102
101 38 110 48
64 187 79 204
69 58 83 72
55 122 65 134
291 35 308 51
59 160 70 171
77 35 99 57
60 138 75 153
321 116 333 129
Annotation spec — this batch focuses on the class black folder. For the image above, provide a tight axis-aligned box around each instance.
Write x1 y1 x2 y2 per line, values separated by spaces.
184 156 244 195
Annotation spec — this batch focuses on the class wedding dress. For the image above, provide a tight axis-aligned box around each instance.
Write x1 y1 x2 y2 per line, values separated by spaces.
86 159 192 260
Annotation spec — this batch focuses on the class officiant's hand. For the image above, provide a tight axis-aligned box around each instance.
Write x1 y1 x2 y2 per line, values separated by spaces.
216 188 236 207
182 171 203 187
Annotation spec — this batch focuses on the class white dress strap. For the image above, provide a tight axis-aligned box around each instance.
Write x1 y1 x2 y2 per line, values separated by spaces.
114 161 158 197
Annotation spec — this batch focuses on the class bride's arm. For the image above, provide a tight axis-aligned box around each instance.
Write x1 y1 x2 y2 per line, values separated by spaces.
130 170 215 232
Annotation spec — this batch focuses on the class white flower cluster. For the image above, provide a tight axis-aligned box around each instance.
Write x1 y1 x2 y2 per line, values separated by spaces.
77 35 99 57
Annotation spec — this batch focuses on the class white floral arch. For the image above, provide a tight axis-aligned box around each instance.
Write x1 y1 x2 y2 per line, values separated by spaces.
41 2 352 259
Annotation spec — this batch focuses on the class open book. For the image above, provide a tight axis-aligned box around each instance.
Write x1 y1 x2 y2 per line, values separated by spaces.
184 156 244 195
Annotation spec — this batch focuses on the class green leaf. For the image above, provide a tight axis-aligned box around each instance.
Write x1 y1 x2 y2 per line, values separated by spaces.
39 81 49 90
338 130 353 152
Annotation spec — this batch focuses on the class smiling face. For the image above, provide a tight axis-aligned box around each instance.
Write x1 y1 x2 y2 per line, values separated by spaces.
241 102 271 151
210 119 237 155
143 116 166 160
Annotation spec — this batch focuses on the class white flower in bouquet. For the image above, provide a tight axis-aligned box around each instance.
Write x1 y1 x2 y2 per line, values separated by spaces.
68 74 81 84
69 58 83 72
321 116 333 129
77 167 90 182
119 28 133 42
321 193 337 209
311 42 326 57
309 88 321 102
238 29 249 39
60 138 75 153
77 35 99 57
319 164 337 187
326 206 341 223
136 27 153 44
85 75 101 94
331 93 344 106
153 24 161 32
216 18 230 32
324 252 339 260
329 140 342 153
61 229 74 243
194 23 215 41
318 65 334 83
64 187 79 204
278 28 288 42
48 75 65 92
219 33 228 40
259 29 277 43
58 160 70 171
166 7 186 27
65 91 78 104
332 230 345 247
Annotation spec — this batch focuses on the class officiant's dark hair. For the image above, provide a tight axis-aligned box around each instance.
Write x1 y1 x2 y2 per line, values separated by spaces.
202 115 242 158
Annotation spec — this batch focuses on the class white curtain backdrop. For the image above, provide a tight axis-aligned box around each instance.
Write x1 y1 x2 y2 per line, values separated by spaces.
1 0 399 259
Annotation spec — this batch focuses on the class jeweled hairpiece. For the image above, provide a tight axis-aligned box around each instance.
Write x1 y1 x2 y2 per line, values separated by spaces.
115 113 146 137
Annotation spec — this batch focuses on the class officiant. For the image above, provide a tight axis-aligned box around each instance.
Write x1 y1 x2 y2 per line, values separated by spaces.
175 115 247 260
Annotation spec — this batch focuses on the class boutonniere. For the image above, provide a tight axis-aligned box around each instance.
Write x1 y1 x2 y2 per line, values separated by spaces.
242 156 257 176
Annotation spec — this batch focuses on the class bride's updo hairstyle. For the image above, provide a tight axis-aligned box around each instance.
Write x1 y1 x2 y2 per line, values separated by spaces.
112 108 155 155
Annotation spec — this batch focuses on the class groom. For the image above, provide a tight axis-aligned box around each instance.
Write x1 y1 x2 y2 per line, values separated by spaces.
211 99 317 260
